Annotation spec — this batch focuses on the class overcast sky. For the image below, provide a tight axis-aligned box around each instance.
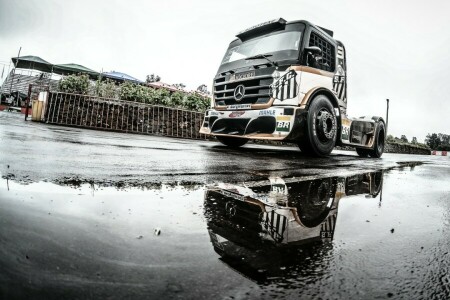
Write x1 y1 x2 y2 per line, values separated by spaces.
1 0 449 141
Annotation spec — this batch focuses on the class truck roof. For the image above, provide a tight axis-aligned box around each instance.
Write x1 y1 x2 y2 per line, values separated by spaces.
233 18 336 43
289 19 334 38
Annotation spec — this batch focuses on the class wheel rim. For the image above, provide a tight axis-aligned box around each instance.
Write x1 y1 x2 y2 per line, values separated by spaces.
315 108 336 142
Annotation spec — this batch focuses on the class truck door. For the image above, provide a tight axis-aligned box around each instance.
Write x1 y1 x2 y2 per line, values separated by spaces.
334 41 347 113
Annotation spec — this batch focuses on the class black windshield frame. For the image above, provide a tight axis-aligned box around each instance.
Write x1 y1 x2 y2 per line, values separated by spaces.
217 23 305 74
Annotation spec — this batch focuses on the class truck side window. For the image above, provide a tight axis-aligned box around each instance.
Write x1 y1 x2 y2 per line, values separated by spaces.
309 32 335 72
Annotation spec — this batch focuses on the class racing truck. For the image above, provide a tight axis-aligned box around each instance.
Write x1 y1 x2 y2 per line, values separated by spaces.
199 18 385 157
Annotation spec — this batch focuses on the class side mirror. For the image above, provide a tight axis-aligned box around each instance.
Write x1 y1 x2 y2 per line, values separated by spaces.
304 46 322 56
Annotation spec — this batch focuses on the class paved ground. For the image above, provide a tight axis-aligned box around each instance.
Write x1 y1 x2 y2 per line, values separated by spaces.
1 111 449 299
0 112 438 187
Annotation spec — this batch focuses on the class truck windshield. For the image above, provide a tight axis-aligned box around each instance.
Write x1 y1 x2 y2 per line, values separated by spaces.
221 31 301 65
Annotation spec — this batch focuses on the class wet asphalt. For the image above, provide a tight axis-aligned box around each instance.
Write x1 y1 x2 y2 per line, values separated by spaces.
0 111 449 299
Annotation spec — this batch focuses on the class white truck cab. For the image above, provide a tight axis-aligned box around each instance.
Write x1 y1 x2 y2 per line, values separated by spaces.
200 18 385 157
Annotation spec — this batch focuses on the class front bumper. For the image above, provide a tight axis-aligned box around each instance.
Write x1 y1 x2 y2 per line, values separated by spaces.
199 106 307 142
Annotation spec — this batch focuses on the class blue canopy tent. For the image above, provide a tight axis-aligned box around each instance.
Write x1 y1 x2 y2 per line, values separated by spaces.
102 71 143 84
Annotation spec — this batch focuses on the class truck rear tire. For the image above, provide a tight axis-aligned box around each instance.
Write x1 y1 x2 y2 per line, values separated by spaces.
368 121 385 158
216 136 248 148
298 95 337 157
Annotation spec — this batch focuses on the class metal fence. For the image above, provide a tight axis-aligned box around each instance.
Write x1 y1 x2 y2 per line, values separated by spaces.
44 92 208 140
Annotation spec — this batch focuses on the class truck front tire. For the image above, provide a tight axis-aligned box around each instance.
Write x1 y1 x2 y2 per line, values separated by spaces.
216 136 249 148
298 95 337 157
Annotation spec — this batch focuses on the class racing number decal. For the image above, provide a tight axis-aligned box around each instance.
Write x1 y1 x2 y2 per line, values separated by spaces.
341 119 351 141
276 116 291 132
341 126 350 140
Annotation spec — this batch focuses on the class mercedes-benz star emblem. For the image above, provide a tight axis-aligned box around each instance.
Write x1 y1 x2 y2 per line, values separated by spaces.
225 201 237 217
233 85 245 102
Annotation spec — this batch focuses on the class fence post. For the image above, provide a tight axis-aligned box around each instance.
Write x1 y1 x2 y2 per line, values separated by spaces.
55 93 64 123
74 95 81 125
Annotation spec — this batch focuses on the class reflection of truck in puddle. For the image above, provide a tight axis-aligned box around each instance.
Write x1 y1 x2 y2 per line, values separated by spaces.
204 171 383 282
200 18 385 157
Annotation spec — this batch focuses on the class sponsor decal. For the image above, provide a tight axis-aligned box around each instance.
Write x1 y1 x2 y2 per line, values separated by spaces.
320 213 337 239
276 121 290 132
229 111 245 118
341 125 350 141
276 116 291 131
235 71 255 80
341 119 351 126
218 189 246 201
269 177 287 195
276 116 291 132
259 109 276 116
239 19 281 35
276 116 290 121
271 184 286 195
209 111 219 116
333 46 347 103
227 104 251 110
271 70 299 101
230 71 255 82
261 210 288 243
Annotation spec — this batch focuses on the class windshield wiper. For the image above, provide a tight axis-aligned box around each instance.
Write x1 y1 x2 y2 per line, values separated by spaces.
245 54 278 67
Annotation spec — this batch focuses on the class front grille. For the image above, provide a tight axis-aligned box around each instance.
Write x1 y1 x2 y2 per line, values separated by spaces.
214 67 276 106
204 190 288 244
204 190 264 238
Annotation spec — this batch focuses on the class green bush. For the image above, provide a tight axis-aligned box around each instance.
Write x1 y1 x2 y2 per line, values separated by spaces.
98 79 117 99
120 82 154 103
59 75 211 112
119 83 210 112
183 93 210 111
59 74 90 94
153 88 171 106
170 91 185 108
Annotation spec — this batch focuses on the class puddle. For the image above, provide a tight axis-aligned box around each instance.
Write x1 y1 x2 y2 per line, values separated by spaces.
204 171 383 284
0 164 449 299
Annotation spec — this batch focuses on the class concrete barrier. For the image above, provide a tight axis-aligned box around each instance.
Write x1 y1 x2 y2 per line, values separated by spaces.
432 150 448 156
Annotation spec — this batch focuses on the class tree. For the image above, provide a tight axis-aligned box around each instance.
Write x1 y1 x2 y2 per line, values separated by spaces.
173 83 186 90
425 133 441 150
386 135 395 142
426 133 450 150
146 74 161 83
196 84 209 94
438 133 450 145
411 137 417 144
400 135 408 143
